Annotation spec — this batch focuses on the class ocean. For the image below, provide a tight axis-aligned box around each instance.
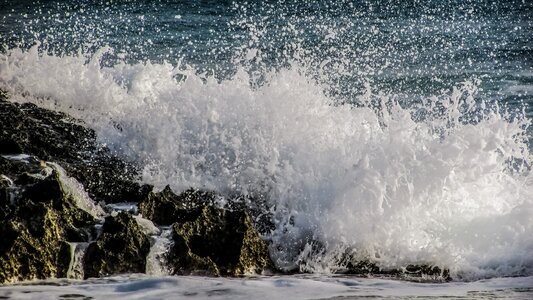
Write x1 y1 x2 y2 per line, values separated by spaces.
1 0 533 298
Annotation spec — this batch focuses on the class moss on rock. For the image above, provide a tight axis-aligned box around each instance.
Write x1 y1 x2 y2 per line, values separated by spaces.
0 166 97 283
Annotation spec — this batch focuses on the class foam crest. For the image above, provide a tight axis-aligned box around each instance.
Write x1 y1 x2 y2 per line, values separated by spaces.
0 47 532 279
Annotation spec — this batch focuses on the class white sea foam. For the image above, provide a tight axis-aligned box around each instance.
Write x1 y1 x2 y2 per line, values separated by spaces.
1 46 532 279
0 275 532 300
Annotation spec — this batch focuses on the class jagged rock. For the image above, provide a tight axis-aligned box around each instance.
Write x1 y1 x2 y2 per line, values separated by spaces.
0 158 97 283
0 92 147 204
169 205 273 276
138 185 274 276
139 186 275 234
139 186 215 226
83 212 150 279
0 91 275 281
0 208 69 283
65 156 152 204
0 98 95 161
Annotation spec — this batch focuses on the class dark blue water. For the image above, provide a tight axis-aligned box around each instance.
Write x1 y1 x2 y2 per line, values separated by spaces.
2 0 532 109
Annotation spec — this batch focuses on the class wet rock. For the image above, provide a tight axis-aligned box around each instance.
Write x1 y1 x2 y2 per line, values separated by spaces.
64 156 151 204
83 212 150 279
139 186 275 234
0 98 94 161
138 186 214 226
0 90 274 280
0 91 151 283
0 158 98 283
138 185 274 276
169 205 273 276
0 92 146 204
337 252 451 282
402 264 451 281
0 207 64 283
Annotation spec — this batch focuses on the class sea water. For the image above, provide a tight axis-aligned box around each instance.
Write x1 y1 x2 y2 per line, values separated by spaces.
0 0 532 298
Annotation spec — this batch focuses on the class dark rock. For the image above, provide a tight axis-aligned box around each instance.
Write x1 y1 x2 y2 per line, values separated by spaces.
0 158 98 283
231 193 276 236
83 212 150 279
138 185 274 276
169 205 273 276
0 91 146 204
403 264 450 280
0 90 275 281
337 251 451 282
139 186 214 226
64 156 151 204
0 155 42 181
139 186 275 235
0 211 61 283
0 138 23 154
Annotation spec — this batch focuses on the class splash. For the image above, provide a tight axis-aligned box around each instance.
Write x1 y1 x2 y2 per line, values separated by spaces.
1 45 532 280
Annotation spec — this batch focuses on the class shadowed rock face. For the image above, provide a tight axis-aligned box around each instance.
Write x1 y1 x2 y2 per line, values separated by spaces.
139 185 275 276
0 91 149 204
169 204 273 276
83 212 150 279
0 157 96 283
139 186 215 226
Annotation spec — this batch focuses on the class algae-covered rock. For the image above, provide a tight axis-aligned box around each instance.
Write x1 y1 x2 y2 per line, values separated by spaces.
0 158 98 283
0 206 63 283
169 205 273 276
83 212 150 278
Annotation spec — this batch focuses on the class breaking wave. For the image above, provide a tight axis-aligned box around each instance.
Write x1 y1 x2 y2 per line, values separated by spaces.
1 45 532 280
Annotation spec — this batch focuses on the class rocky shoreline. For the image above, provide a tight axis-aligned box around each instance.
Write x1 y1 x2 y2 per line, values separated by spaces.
0 90 274 283
0 91 449 283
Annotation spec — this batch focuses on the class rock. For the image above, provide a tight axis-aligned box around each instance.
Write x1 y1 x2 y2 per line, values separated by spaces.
169 205 273 276
139 186 275 234
0 90 275 281
0 138 23 154
0 99 95 161
337 251 451 282
0 158 98 283
0 208 67 283
139 186 214 226
139 185 274 276
83 212 150 279
64 156 152 204
0 92 147 204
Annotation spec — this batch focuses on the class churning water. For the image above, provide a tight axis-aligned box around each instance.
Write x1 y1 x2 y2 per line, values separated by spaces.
1 0 533 298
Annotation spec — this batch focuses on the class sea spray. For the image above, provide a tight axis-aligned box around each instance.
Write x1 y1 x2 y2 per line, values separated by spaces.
146 228 173 276
67 242 90 280
1 45 532 280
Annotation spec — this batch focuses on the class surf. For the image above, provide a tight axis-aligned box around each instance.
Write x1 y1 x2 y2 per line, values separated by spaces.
1 44 532 280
